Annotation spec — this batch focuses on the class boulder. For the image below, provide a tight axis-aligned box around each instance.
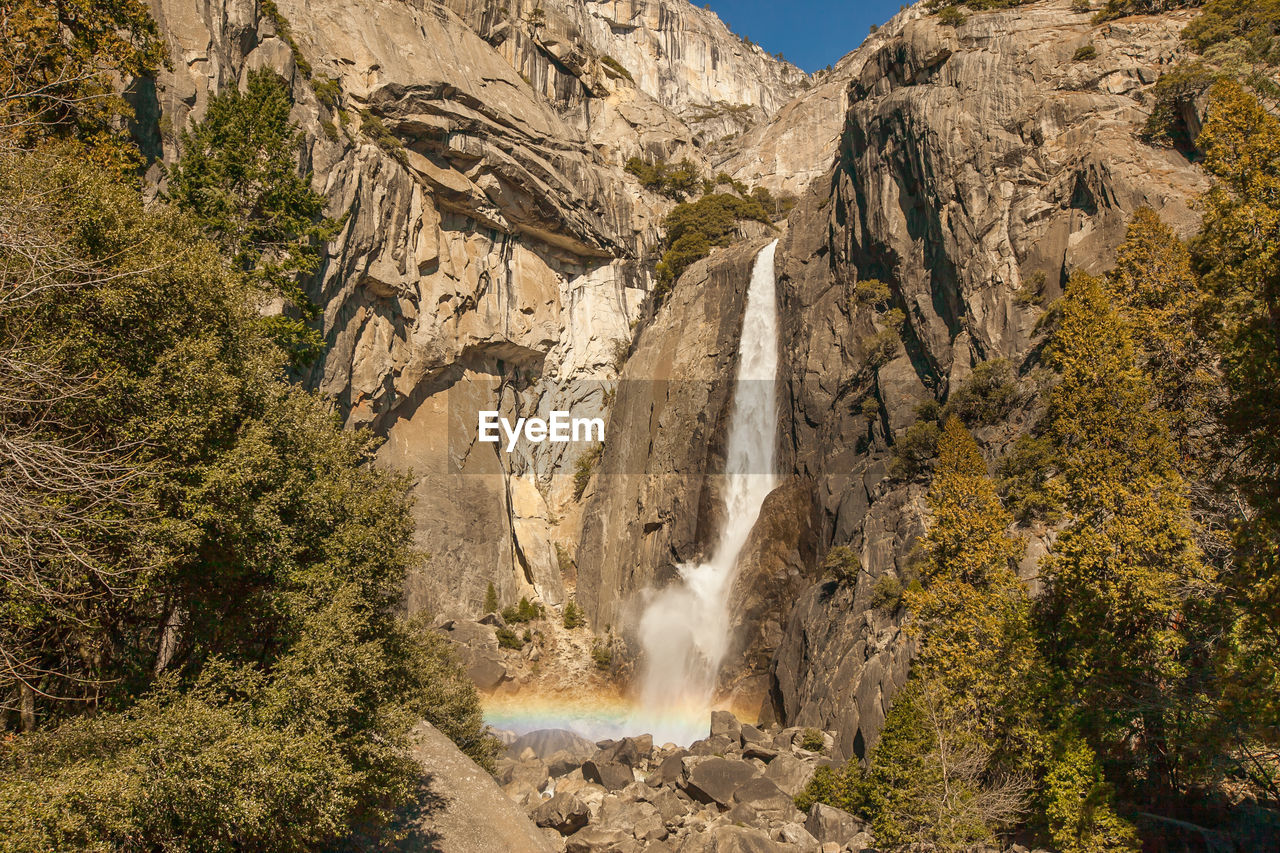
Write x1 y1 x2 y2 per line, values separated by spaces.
565 825 635 852
677 824 779 852
582 758 635 791
597 734 654 768
742 743 778 763
775 822 819 847
531 792 590 836
805 802 863 847
730 776 798 821
739 724 768 746
682 757 761 807
646 749 689 787
710 710 742 741
394 722 558 852
510 729 597 761
764 753 815 798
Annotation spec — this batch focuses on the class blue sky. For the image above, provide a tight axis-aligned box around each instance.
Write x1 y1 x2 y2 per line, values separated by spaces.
705 0 907 72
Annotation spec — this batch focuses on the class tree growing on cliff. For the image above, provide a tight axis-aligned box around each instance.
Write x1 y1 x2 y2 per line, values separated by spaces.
168 69 335 367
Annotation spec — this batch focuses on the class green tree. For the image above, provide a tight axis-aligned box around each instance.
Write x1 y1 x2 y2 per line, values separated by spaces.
1037 272 1211 803
168 70 335 367
0 0 166 164
1193 78 1280 805
1042 732 1140 853
864 421 1039 848
0 145 496 848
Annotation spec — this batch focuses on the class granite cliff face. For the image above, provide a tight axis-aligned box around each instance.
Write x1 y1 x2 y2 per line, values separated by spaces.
145 0 809 619
146 0 1214 763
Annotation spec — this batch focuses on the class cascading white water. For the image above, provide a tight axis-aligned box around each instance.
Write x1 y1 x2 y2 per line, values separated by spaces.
634 239 780 745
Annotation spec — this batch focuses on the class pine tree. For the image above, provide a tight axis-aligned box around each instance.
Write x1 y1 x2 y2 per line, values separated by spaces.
866 420 1039 847
1194 78 1280 804
484 582 499 614
1038 272 1210 802
168 70 335 367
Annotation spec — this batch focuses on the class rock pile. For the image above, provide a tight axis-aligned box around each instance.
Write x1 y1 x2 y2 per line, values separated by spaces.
494 711 875 852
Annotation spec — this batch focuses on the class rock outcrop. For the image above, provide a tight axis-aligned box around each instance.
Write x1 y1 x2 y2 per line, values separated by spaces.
395 721 561 852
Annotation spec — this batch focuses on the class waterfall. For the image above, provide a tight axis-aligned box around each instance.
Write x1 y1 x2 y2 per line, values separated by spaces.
634 239 780 746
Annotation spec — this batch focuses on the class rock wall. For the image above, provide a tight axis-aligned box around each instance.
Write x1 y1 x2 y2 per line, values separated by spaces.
769 0 1210 758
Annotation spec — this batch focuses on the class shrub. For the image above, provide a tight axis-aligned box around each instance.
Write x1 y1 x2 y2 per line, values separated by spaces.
309 75 342 111
1183 0 1280 63
625 156 700 201
600 54 634 82
484 582 499 614
1142 63 1216 150
854 278 892 309
944 358 1019 426
655 192 772 294
824 546 862 585
800 728 826 752
1071 0 1092 11
1072 44 1097 61
937 5 967 26
496 626 524 649
889 419 943 480
591 642 613 670
573 444 601 501
563 599 586 629
870 574 904 611
501 596 543 624
997 433 1062 523
795 761 869 813
359 110 406 164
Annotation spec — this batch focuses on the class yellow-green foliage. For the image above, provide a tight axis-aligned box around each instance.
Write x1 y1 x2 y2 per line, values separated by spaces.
600 54 634 82
1182 0 1280 63
563 599 586 629
0 0 166 170
501 596 543 624
863 421 1039 848
1038 273 1211 796
1194 80 1280 782
573 444 601 501
800 728 826 752
946 358 1020 426
823 545 862 585
625 156 699 200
